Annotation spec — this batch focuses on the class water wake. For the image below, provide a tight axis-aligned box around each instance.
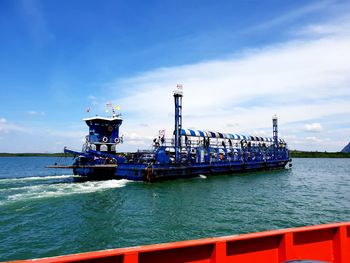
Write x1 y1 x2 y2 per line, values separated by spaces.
0 174 76 183
0 179 131 205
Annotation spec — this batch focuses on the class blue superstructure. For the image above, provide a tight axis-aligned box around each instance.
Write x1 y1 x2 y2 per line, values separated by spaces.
61 85 291 181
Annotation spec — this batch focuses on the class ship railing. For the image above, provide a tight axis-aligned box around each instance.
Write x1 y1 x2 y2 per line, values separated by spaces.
155 148 288 164
153 137 288 163
154 137 278 149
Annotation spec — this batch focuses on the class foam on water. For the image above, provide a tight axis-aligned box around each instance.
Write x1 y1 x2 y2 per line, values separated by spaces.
0 179 132 205
0 174 76 183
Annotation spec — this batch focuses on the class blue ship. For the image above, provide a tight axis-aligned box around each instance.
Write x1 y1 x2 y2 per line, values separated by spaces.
58 86 291 181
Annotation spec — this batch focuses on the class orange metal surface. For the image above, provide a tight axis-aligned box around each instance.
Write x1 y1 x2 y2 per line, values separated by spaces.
6 222 350 263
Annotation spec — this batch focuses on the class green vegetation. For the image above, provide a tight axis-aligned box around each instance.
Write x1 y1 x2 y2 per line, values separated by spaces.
290 150 350 158
0 153 74 157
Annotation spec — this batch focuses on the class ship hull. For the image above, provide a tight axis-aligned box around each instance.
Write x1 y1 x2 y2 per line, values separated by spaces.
115 158 290 181
73 165 117 180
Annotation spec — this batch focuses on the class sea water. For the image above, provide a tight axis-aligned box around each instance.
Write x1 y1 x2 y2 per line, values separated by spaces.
0 157 349 261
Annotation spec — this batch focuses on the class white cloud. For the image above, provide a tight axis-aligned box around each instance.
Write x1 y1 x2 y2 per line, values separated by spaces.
294 15 350 37
304 123 323 132
127 140 145 146
306 136 322 143
104 16 350 151
27 111 45 116
45 129 85 140
123 132 153 141
0 118 26 134
252 130 269 137
19 0 54 46
88 95 98 105
246 0 334 33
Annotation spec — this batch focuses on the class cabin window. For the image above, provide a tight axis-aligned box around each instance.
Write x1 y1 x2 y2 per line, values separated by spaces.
100 144 108 151
111 145 116 152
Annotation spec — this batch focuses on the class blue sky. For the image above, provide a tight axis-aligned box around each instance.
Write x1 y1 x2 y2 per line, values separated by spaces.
0 0 349 152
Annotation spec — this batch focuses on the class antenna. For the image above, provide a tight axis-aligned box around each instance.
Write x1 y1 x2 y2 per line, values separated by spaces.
174 84 183 163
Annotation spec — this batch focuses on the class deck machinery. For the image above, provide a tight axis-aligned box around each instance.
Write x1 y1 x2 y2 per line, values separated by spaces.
60 86 291 181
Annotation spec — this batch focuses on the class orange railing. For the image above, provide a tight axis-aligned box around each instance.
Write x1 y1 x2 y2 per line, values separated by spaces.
7 222 350 263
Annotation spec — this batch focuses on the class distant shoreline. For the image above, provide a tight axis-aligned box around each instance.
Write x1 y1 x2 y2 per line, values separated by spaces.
0 153 73 157
0 151 349 158
289 150 350 158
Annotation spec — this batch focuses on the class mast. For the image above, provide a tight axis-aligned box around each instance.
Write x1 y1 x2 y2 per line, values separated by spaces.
272 115 278 159
174 84 183 163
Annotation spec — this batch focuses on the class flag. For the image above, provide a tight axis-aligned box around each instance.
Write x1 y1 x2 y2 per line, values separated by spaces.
115 105 121 111
176 84 183 90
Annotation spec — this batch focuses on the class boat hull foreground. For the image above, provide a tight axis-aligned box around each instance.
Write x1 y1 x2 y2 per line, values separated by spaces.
6 222 350 263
